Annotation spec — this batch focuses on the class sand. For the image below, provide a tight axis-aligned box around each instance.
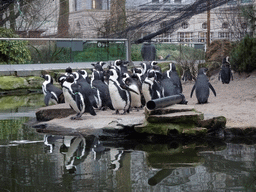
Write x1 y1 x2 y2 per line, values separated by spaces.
182 71 256 128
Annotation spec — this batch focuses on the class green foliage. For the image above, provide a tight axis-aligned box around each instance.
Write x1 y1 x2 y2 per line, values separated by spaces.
230 35 256 72
29 43 71 64
74 43 126 62
0 27 31 64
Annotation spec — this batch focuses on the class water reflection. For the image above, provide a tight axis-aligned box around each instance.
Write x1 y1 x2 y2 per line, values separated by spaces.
2 128 256 191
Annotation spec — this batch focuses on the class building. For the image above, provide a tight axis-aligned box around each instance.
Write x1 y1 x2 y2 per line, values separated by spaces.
68 0 255 45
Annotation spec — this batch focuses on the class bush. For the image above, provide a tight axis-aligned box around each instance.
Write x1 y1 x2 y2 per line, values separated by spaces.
230 35 256 72
0 28 31 64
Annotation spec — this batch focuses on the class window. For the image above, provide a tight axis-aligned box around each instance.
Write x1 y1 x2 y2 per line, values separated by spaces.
202 22 207 29
181 22 189 29
174 0 181 3
163 0 170 2
198 32 213 42
218 32 230 39
75 0 82 11
179 32 193 42
222 22 228 29
241 0 253 3
152 0 159 3
92 0 102 9
228 0 237 5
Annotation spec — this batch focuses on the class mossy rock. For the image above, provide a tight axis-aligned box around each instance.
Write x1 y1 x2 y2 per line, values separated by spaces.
0 76 29 90
135 122 197 136
26 76 44 89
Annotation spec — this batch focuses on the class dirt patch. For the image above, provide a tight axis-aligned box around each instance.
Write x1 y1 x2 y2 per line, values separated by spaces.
182 71 256 128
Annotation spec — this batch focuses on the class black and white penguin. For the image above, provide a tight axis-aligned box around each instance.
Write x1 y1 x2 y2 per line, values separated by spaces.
77 69 91 84
61 75 96 119
218 56 233 84
124 75 142 111
190 68 216 104
163 62 183 93
41 74 65 106
113 59 129 74
142 70 162 103
90 70 114 110
108 68 132 114
74 71 101 109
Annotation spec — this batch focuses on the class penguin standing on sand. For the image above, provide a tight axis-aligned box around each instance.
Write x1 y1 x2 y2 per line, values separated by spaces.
219 56 233 84
190 68 216 104
41 74 65 106
61 75 96 119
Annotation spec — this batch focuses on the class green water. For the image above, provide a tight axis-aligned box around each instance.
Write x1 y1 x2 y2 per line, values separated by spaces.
0 94 256 192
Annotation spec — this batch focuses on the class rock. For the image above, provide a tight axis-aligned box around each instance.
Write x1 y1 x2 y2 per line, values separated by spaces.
36 103 76 121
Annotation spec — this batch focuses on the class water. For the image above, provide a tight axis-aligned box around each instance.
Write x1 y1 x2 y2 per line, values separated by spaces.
0 94 256 192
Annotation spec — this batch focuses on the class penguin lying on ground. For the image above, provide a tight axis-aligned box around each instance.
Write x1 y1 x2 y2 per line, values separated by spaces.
190 68 216 104
41 74 65 106
61 75 96 120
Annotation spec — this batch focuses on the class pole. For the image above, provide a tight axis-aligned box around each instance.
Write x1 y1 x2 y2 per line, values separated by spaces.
207 0 211 49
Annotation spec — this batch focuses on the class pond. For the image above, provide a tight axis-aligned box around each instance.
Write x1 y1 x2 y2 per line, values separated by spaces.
0 94 256 192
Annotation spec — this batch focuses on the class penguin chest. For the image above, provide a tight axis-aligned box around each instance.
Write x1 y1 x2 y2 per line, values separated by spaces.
109 82 128 110
63 88 81 113
142 83 151 103
129 84 141 108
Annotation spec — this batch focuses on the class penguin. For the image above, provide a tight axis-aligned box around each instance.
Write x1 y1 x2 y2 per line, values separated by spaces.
113 59 129 74
108 68 133 114
124 75 142 111
190 68 216 104
142 70 162 103
218 56 233 84
163 62 183 93
41 74 65 106
77 69 91 84
61 75 96 119
90 69 114 110
74 71 101 109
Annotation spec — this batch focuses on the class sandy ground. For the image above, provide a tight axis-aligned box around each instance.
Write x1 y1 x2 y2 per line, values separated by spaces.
182 71 256 128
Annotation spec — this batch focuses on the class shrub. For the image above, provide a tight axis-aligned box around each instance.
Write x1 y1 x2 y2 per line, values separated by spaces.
0 28 31 64
230 35 256 72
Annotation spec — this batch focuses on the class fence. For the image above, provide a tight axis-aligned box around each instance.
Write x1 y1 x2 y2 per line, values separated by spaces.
0 38 129 65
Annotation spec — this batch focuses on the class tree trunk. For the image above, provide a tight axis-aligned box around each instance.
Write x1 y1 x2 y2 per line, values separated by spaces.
58 0 69 37
110 0 126 36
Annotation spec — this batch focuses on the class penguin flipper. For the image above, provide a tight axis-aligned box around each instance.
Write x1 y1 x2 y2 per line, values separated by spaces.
190 84 196 98
44 92 52 106
209 83 217 96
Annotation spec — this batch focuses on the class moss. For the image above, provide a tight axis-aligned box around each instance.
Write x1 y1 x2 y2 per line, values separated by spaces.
135 122 197 136
0 76 45 91
0 76 29 90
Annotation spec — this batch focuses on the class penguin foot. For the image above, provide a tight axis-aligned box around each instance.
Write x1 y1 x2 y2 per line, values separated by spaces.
71 116 83 120
71 113 83 120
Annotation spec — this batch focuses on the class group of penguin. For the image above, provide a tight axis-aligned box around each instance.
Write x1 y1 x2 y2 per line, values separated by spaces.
41 57 233 120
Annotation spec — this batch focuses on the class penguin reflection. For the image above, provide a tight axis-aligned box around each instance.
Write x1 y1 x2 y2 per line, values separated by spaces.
60 135 105 173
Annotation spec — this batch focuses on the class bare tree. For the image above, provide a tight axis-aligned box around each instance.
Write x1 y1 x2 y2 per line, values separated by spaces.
214 3 252 41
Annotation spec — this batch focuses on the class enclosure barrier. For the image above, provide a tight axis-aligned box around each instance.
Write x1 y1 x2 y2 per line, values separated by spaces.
146 94 186 110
